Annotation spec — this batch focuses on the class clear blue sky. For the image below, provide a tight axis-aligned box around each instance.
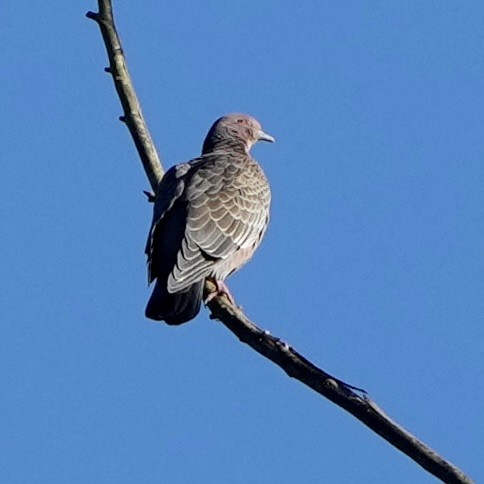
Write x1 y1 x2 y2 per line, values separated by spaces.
1 2 482 483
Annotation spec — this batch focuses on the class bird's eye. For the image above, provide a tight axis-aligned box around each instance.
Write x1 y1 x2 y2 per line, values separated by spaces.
237 119 245 124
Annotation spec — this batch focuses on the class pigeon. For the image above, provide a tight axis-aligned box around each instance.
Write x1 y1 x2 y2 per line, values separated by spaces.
145 114 274 324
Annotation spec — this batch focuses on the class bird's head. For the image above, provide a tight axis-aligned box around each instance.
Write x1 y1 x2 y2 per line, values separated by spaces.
202 114 275 154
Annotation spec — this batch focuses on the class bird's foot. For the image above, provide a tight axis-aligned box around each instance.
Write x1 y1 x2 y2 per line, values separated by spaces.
204 280 236 305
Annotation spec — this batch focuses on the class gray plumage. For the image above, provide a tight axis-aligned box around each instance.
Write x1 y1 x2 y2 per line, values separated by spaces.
145 114 274 324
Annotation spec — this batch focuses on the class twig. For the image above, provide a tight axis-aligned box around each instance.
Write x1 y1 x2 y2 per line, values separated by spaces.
86 3 163 192
86 2 474 483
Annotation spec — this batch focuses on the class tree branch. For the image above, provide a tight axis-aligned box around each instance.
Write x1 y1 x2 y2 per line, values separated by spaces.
87 2 473 483
86 3 163 192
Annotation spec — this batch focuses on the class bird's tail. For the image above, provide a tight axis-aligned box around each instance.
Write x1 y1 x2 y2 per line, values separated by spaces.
145 280 203 325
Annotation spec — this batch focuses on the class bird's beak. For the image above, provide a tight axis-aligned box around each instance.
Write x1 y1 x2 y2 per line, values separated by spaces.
257 129 275 143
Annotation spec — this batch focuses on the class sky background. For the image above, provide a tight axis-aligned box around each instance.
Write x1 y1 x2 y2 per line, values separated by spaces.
1 1 483 483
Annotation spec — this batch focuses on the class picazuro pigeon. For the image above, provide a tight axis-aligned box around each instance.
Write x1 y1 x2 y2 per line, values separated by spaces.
145 113 274 324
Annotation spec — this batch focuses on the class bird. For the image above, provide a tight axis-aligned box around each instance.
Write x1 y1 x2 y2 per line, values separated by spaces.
145 113 274 325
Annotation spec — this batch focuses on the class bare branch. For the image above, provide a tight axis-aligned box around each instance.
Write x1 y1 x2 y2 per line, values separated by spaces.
87 2 474 483
86 2 163 192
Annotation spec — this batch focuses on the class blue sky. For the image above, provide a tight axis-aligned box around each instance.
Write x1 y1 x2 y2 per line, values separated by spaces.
1 1 482 482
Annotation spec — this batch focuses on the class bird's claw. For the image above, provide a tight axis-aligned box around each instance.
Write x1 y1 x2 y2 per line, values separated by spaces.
204 280 236 306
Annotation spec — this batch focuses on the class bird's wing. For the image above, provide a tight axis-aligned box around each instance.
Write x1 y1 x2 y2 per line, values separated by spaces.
146 159 203 283
167 154 270 293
